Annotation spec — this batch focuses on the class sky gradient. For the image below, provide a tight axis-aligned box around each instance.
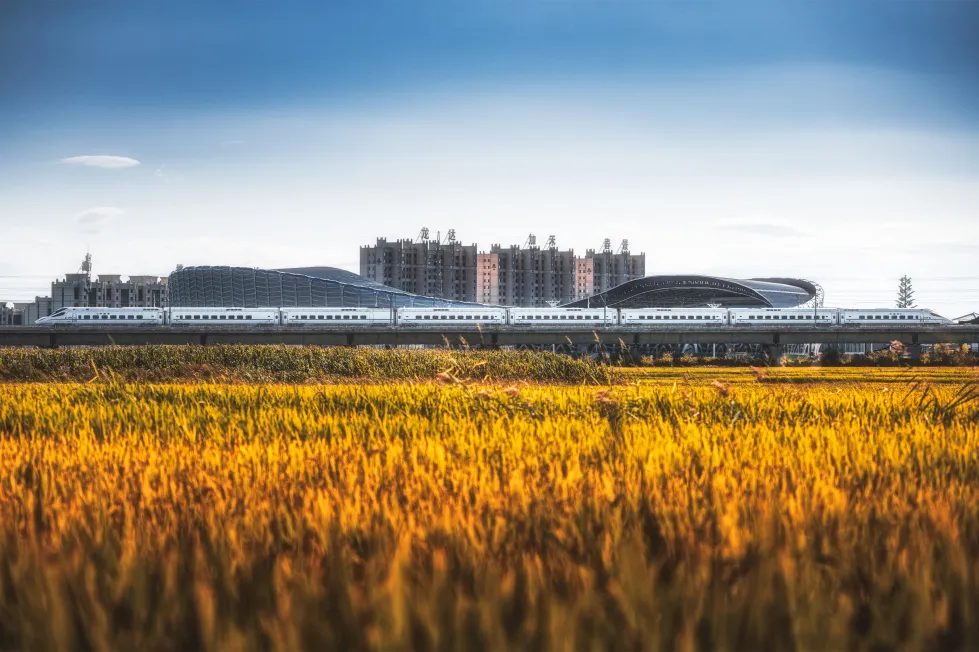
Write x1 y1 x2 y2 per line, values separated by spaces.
2 1 977 315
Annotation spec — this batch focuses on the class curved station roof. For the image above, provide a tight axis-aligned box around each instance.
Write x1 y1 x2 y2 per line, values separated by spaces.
168 266 478 309
562 275 816 309
170 267 817 310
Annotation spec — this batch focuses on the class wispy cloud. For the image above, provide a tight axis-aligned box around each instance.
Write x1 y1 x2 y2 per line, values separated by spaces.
60 155 141 169
73 206 124 234
715 218 808 238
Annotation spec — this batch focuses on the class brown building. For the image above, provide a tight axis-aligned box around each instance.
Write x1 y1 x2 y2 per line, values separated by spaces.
487 237 576 307
360 231 478 303
585 239 646 295
574 257 595 302
51 273 167 310
362 232 645 307
476 252 499 305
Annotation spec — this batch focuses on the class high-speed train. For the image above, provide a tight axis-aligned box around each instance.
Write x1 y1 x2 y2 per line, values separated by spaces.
35 305 952 327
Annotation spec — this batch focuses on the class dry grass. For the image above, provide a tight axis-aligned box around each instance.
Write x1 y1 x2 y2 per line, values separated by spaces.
1 368 978 650
0 345 620 385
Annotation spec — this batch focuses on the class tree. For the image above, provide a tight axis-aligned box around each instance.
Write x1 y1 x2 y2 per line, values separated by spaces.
896 275 915 308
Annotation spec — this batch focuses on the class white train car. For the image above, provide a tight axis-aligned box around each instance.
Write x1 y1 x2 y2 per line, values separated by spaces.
281 307 392 326
36 306 166 326
621 308 729 326
839 309 950 325
730 308 839 326
168 307 279 325
397 307 507 327
508 307 616 327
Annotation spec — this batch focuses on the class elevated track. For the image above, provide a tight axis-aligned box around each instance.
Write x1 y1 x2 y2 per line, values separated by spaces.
1 325 976 356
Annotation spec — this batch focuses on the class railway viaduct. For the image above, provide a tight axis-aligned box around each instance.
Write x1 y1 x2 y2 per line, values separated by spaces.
2 325 977 363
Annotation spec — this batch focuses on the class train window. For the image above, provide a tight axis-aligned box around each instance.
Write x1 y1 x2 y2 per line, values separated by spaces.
83 315 90 320
342 315 349 320
220 315 226 320
246 316 252 320
361 316 367 320
127 315 134 320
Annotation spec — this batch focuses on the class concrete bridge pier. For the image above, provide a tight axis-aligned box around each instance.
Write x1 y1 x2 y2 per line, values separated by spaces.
906 344 923 361
763 344 784 366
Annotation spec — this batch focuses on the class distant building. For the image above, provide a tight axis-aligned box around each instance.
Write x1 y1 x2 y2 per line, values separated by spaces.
22 296 53 325
573 257 595 303
363 231 645 307
168 266 479 308
15 255 168 323
585 239 646 295
359 230 478 303
0 303 13 326
52 273 167 310
485 237 576 307
476 252 499 305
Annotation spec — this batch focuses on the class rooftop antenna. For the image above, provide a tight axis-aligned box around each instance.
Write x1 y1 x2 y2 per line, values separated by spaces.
79 251 92 282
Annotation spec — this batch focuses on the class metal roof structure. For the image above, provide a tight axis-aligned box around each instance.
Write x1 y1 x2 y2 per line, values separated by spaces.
167 266 479 308
562 275 817 309
170 267 819 310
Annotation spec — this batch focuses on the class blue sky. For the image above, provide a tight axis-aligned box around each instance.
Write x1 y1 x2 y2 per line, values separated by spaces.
1 1 978 314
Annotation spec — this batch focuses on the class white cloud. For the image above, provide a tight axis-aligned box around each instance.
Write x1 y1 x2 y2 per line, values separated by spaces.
73 206 124 234
714 218 808 238
60 155 141 169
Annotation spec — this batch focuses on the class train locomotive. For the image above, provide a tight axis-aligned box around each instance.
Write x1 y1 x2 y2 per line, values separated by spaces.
35 306 952 327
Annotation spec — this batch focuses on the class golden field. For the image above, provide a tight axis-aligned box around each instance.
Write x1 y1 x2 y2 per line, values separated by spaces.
1 355 978 650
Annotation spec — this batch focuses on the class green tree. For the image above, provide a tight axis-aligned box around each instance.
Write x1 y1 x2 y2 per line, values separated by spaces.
896 275 916 308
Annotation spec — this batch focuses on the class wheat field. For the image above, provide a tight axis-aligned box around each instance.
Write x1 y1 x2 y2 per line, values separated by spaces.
1 356 978 650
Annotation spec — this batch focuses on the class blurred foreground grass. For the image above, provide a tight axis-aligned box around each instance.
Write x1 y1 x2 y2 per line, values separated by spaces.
1 372 978 650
